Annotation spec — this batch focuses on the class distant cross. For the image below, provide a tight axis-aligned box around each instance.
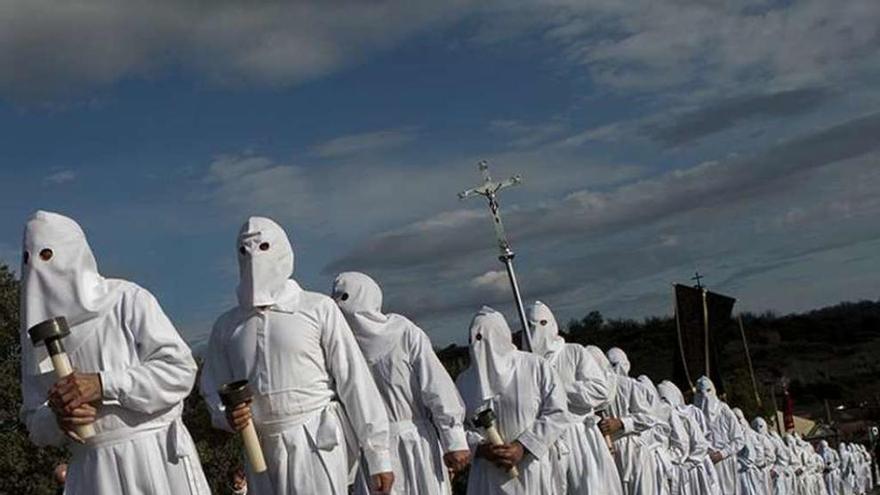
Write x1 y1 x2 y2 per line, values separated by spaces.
459 160 531 351
692 271 705 289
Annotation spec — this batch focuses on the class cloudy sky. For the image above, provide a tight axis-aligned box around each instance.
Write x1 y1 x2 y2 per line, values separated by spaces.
1 0 878 347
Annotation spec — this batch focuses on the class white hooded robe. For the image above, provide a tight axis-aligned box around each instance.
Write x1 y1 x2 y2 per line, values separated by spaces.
333 271 468 495
200 217 392 495
19 211 209 495
527 302 622 495
456 307 570 495
693 376 745 495
731 408 766 495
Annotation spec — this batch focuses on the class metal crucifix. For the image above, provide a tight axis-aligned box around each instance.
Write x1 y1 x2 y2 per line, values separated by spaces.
458 160 532 351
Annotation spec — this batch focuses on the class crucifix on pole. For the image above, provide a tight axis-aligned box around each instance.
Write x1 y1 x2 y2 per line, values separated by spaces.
458 160 532 351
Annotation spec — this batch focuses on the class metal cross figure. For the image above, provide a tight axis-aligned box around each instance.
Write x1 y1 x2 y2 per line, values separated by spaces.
458 160 532 351
692 271 705 289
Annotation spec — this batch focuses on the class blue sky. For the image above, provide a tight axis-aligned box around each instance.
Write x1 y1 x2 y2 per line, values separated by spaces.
1 1 879 347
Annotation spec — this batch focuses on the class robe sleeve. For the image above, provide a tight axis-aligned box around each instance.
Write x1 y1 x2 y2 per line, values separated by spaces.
620 379 669 435
685 413 710 465
564 347 611 413
410 327 468 453
321 301 392 475
199 317 235 432
717 409 745 459
19 331 66 446
99 289 197 414
514 358 570 460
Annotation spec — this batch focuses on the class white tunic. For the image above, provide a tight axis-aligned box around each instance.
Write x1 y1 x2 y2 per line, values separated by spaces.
547 344 623 495
352 321 468 495
672 405 721 495
457 352 570 494
20 283 210 495
697 400 744 494
734 420 766 495
770 433 795 495
200 280 392 495
607 374 671 495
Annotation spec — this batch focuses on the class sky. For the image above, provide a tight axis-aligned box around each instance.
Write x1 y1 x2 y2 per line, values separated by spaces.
1 0 879 347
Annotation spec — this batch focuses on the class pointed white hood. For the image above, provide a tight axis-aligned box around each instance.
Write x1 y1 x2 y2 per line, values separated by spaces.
606 347 631 377
21 210 123 372
526 301 565 359
751 416 769 435
461 306 518 408
236 217 294 308
657 380 686 408
693 375 722 421
332 271 404 362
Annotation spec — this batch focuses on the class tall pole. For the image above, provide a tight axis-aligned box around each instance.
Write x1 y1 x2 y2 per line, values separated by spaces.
738 314 762 407
769 385 783 435
459 160 531 351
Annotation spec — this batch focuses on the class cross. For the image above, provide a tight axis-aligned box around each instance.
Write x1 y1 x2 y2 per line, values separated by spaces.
458 160 522 257
459 160 531 351
692 271 705 289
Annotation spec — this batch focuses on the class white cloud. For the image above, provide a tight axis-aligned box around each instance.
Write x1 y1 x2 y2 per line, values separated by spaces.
469 270 509 294
43 169 76 185
311 127 418 158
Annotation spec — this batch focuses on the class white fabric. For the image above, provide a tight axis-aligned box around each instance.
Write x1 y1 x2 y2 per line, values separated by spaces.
605 348 671 495
332 271 400 363
456 307 570 495
528 303 622 495
693 376 745 495
201 218 391 495
751 418 780 495
21 211 125 374
731 408 765 495
637 376 684 495
19 213 208 495
334 272 468 495
817 441 839 495
236 216 294 308
657 380 721 495
770 431 796 495
526 301 565 360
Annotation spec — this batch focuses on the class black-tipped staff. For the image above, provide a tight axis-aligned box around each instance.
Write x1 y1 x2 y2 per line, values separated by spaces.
472 408 520 478
219 380 267 473
28 317 96 440
458 160 532 352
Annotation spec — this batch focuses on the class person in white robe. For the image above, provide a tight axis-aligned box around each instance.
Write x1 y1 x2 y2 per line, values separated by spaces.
526 301 622 495
455 306 570 495
787 433 809 495
601 347 672 495
636 376 685 495
331 272 471 494
19 210 210 495
818 441 840 495
839 443 856 495
693 376 745 495
200 217 393 495
730 408 765 495
657 380 722 495
771 431 796 495
750 418 778 495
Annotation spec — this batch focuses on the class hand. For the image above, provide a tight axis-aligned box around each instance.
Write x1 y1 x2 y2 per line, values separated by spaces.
599 417 623 435
225 402 253 432
771 469 778 479
48 373 103 414
370 471 394 494
443 449 471 474
709 450 724 464
489 441 525 470
795 468 803 476
52 403 97 444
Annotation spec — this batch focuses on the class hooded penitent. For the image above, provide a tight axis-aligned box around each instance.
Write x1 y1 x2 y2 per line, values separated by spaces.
606 347 631 377
332 271 404 362
526 301 565 359
465 306 518 408
21 210 122 331
236 216 294 308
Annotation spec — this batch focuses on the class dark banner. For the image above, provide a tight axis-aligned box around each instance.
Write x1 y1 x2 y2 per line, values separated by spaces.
672 284 736 395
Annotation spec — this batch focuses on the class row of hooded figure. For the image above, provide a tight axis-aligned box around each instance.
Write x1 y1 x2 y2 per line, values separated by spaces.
818 441 876 495
16 211 877 495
